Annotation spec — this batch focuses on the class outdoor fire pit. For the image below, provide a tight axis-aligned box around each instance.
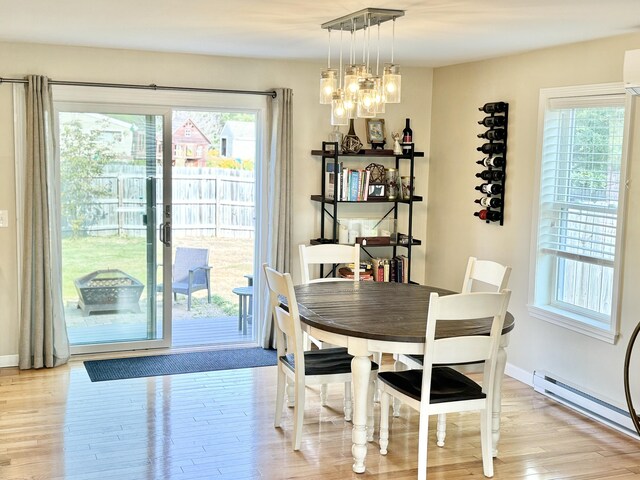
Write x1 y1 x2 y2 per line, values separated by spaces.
74 269 144 316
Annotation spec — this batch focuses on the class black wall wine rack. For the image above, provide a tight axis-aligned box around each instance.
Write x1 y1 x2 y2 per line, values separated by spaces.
474 101 509 225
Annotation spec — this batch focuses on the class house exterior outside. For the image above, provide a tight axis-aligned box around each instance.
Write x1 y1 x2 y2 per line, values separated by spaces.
171 119 211 167
59 112 136 161
219 121 256 160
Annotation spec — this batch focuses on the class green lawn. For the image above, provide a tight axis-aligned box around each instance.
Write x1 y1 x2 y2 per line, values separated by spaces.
62 236 247 315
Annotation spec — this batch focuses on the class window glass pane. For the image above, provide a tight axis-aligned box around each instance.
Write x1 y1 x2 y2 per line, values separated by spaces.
555 258 613 316
536 91 625 327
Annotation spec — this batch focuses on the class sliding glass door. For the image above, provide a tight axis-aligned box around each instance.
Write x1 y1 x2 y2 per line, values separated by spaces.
58 107 173 353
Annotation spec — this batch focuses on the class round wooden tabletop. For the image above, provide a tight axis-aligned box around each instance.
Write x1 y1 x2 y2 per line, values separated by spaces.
293 281 515 343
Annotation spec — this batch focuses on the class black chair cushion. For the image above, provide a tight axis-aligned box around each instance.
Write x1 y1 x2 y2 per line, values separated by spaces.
281 347 379 376
378 367 485 403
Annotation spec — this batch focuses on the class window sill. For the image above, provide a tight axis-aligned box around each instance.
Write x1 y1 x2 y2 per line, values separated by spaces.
527 304 618 344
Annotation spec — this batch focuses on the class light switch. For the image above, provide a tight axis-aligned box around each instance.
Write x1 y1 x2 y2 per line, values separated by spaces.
0 210 8 228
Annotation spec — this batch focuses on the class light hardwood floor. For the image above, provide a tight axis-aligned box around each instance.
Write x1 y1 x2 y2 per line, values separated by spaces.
0 355 639 480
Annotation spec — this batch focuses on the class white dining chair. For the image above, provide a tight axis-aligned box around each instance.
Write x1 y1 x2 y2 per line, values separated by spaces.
298 243 360 351
397 256 511 369
461 256 512 294
263 264 378 451
299 243 360 284
394 256 511 440
379 290 511 480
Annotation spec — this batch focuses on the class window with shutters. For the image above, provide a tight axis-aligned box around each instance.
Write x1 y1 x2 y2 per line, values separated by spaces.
529 84 630 343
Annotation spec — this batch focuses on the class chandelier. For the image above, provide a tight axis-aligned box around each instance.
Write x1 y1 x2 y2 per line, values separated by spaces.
319 8 404 125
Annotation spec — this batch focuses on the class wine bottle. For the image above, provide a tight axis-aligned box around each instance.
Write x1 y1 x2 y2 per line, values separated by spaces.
475 170 492 181
491 170 504 181
475 197 503 208
478 116 506 128
475 183 503 195
477 128 506 141
402 118 413 143
402 118 413 153
477 143 505 155
478 102 507 114
475 170 504 182
474 209 502 221
476 156 505 168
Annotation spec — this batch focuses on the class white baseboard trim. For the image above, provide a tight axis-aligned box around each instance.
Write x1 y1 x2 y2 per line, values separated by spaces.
0 354 19 368
504 364 638 439
533 370 639 439
505 362 533 386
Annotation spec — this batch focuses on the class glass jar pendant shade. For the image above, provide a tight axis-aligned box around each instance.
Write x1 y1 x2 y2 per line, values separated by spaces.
331 90 349 126
344 65 363 101
383 64 401 103
319 8 405 121
320 69 338 104
357 78 377 118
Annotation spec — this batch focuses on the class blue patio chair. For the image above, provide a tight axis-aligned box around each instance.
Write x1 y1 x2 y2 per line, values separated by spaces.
169 247 212 311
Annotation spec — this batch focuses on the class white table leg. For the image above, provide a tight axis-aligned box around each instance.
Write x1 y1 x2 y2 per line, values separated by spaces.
492 345 507 457
351 355 371 474
392 354 407 417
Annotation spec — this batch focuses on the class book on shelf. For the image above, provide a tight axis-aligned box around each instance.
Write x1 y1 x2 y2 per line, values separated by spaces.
399 256 405 283
363 169 370 201
389 257 397 283
349 170 360 201
391 256 409 283
371 257 409 283
331 167 373 202
325 162 339 199
372 258 391 282
400 255 408 283
341 167 349 201
372 258 384 282
339 262 373 281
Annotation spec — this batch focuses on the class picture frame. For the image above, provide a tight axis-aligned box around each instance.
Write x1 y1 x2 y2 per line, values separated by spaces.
366 119 386 144
368 183 386 198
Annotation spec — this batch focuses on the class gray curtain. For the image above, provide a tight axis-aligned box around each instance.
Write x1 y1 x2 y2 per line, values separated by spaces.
259 88 293 348
19 75 70 369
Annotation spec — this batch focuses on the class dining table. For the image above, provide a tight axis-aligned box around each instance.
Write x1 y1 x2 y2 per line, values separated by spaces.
290 280 515 474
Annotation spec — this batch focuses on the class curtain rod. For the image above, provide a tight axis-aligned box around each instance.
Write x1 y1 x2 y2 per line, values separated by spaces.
0 77 277 98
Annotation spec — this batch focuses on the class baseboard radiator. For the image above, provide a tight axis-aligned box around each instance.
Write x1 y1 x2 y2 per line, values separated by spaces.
533 370 639 439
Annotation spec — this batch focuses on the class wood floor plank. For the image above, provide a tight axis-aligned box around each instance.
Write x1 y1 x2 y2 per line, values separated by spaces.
0 355 639 479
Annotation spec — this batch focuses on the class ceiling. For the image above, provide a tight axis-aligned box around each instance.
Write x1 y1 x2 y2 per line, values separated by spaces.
2 0 640 67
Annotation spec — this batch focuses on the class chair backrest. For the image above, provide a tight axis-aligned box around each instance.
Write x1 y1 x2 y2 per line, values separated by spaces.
420 290 511 405
299 244 360 284
263 264 305 373
173 247 209 285
461 257 511 293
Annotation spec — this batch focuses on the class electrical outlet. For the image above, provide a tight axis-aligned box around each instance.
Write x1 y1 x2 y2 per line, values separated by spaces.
0 210 8 228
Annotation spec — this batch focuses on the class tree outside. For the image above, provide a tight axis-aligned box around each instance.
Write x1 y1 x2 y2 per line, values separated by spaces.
60 119 117 238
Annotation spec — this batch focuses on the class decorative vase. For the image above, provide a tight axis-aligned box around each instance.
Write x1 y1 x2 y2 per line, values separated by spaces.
386 168 399 200
328 125 343 146
341 119 363 154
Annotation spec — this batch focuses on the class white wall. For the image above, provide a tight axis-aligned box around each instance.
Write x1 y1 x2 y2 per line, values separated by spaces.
0 41 433 362
427 32 640 408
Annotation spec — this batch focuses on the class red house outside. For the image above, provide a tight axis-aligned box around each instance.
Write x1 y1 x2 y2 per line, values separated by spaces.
165 119 211 167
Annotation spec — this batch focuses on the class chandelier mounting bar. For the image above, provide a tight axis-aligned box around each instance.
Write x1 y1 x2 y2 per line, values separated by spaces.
321 8 405 31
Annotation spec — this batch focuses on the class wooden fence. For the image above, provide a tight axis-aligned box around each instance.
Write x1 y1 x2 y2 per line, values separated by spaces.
66 165 255 239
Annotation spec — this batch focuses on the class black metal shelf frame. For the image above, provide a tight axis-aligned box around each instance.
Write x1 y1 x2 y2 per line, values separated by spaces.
312 142 421 282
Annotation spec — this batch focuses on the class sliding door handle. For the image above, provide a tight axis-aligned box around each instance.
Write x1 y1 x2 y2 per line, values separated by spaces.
159 222 171 247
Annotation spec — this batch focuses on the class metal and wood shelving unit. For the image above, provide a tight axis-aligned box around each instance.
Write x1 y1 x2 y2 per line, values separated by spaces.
310 142 423 283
